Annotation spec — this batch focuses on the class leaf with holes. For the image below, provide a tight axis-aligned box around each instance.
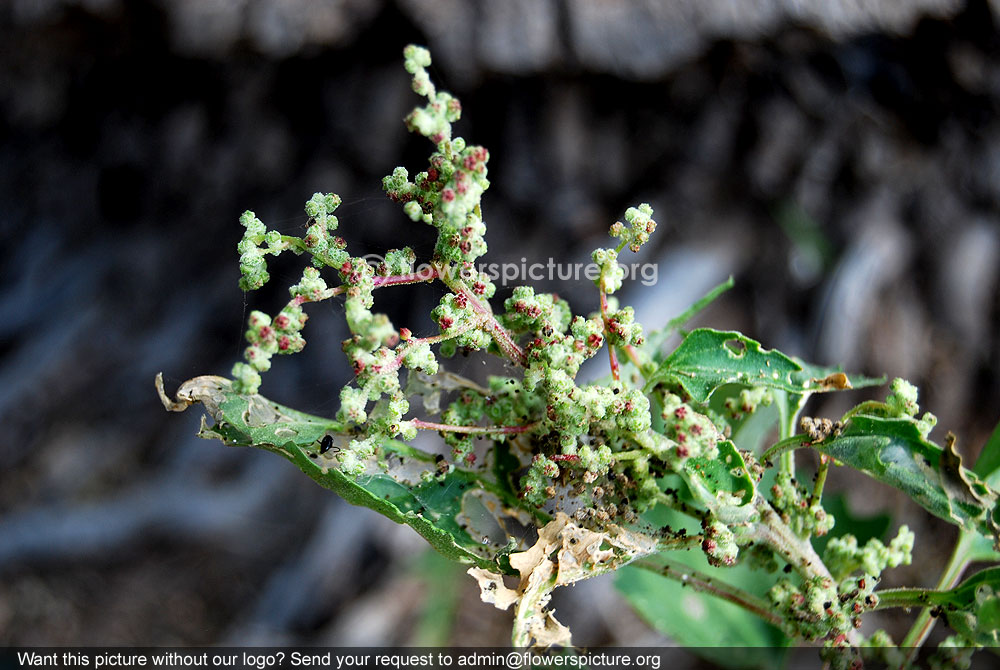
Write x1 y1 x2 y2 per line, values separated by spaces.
645 329 882 404
683 439 757 524
156 374 527 572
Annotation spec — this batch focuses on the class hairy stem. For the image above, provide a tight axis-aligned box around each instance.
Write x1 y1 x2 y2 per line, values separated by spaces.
411 418 537 435
753 495 831 582
633 557 783 628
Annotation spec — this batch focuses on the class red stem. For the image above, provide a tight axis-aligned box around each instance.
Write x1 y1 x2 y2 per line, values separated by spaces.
372 267 439 287
411 419 537 435
433 262 527 367
329 266 440 298
600 291 620 381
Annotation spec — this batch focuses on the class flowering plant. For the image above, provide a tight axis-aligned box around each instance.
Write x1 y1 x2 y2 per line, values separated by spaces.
159 45 1000 667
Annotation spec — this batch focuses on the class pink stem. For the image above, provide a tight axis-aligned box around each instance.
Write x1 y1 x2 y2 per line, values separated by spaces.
623 344 642 369
411 419 537 435
372 267 439 287
600 291 620 381
433 262 527 367
329 266 440 298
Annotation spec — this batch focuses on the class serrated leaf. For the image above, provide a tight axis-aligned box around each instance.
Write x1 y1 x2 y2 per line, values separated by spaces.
646 329 883 404
157 374 513 572
806 415 1000 548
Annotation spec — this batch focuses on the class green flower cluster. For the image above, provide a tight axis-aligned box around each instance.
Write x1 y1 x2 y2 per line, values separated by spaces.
658 392 723 461
769 573 878 644
237 211 284 291
886 377 938 438
770 471 835 538
823 526 915 581
384 46 490 268
609 203 657 253
724 387 773 419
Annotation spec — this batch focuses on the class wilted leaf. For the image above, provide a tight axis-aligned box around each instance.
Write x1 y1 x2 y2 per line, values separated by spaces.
471 512 659 648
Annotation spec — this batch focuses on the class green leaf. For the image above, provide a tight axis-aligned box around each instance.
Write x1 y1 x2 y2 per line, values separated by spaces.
683 439 757 524
973 417 1000 484
646 329 883 404
157 374 519 572
617 554 788 668
804 415 1000 548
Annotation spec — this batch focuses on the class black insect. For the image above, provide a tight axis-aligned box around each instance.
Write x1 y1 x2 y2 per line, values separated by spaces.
319 435 341 455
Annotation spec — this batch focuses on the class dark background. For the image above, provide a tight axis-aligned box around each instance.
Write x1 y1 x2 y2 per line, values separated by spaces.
2 0 999 650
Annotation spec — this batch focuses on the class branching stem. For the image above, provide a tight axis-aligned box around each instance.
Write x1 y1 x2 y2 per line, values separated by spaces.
599 291 620 381
433 262 527 367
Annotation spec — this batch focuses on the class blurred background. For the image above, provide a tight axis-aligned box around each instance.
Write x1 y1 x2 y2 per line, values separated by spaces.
2 0 999 653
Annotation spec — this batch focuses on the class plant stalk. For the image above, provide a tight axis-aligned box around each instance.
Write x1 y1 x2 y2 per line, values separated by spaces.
897 530 974 659
633 557 783 627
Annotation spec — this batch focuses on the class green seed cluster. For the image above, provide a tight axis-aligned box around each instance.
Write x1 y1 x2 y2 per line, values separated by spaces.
608 203 657 253
237 211 284 291
770 471 834 538
302 193 349 267
231 305 308 394
602 303 643 348
823 526 915 581
769 574 878 644
592 248 625 294
701 519 739 566
885 377 938 438
658 392 723 461
377 247 416 276
384 46 490 268
929 637 976 670
724 387 773 419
